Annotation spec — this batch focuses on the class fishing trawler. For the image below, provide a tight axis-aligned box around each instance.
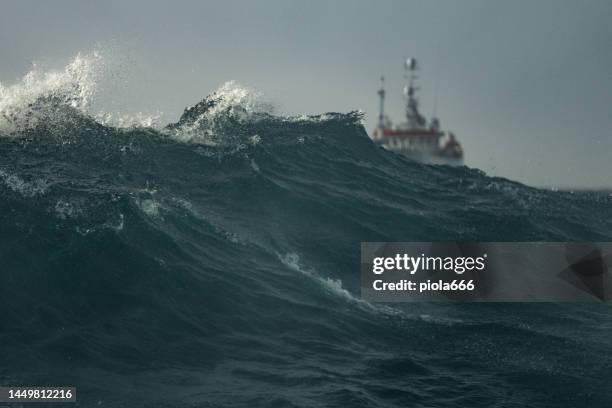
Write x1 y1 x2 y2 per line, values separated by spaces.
371 58 464 166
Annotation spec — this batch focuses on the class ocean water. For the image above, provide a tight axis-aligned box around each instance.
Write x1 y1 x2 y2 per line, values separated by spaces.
1 55 612 407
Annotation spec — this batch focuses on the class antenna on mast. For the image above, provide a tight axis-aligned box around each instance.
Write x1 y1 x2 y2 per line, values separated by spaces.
377 75 386 129
403 57 426 129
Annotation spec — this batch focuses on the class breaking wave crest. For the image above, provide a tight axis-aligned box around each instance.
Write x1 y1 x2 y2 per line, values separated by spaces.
0 52 102 134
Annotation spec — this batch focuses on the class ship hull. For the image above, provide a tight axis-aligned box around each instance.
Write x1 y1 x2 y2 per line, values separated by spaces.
375 141 464 166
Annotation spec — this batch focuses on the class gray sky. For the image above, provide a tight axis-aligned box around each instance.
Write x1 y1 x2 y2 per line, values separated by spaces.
1 0 611 188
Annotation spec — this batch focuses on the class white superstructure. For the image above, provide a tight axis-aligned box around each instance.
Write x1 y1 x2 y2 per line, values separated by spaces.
371 58 463 166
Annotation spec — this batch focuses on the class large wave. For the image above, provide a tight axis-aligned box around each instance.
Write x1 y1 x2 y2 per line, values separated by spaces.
1 54 611 407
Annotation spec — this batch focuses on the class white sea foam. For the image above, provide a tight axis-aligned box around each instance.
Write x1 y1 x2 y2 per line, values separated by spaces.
292 110 365 125
76 213 124 235
137 198 161 218
171 197 242 243
54 199 80 219
250 159 260 173
278 252 363 304
418 314 464 326
0 50 165 134
95 110 164 129
0 52 104 134
166 81 361 146
204 81 271 120
277 252 443 322
1 51 361 147
168 81 273 144
0 169 49 197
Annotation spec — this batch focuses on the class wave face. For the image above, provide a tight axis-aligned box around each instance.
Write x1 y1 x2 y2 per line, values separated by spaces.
1 59 612 407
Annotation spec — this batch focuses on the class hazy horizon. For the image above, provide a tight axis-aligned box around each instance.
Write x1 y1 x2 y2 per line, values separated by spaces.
1 0 611 188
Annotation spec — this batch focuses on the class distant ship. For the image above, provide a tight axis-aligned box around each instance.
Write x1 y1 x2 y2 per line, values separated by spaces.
371 58 464 166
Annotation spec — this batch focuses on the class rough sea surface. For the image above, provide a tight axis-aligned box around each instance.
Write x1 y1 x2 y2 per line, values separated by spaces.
1 55 612 407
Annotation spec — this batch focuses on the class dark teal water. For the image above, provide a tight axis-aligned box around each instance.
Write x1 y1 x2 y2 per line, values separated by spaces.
1 91 611 407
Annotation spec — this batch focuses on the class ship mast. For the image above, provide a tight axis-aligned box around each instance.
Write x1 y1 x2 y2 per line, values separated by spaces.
377 76 386 129
403 58 426 129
